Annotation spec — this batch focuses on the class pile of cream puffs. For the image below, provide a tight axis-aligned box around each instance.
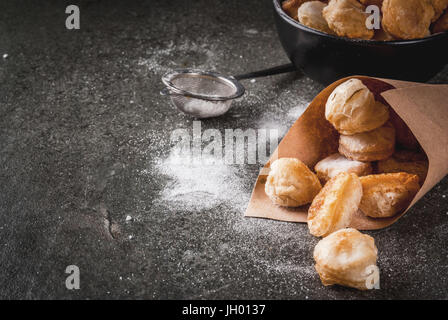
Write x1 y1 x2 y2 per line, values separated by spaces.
282 0 448 40
264 78 428 290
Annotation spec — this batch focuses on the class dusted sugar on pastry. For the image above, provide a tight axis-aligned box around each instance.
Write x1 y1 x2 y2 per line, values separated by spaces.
359 173 420 218
314 153 372 183
265 158 322 207
339 122 396 162
377 151 428 184
433 9 448 33
282 0 314 20
325 79 390 135
308 172 362 237
322 0 374 39
382 0 434 40
298 1 334 34
314 228 379 290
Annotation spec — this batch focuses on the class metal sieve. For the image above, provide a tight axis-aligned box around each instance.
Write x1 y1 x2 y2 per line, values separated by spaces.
161 64 296 118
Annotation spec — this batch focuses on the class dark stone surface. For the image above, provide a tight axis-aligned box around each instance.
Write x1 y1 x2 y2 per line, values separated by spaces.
0 0 447 299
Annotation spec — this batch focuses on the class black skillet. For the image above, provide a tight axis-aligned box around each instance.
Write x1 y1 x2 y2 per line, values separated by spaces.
272 0 448 85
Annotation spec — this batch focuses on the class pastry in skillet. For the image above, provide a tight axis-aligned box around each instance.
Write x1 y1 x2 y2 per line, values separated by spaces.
377 150 428 184
314 153 372 183
282 0 314 20
314 228 379 290
339 122 396 162
359 173 420 218
430 0 448 22
323 0 374 40
382 0 434 39
298 1 334 34
325 78 390 135
373 27 396 41
359 0 383 7
433 9 448 33
308 172 362 237
265 158 322 207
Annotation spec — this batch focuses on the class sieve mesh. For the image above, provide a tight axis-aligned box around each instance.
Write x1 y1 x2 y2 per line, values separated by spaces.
161 69 245 118
169 95 233 118
171 74 237 98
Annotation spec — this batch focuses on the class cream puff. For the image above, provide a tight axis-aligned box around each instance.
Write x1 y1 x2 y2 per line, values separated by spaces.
308 172 362 237
339 122 396 162
314 228 379 290
359 172 420 218
325 78 390 135
265 158 322 207
314 153 372 183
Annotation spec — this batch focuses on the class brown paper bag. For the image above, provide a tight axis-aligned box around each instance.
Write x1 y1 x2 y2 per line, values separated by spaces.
245 76 448 230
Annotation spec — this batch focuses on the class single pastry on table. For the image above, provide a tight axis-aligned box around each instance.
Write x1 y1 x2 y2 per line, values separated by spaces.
381 0 434 39
314 153 372 183
339 122 396 162
298 1 334 34
359 172 420 218
322 0 374 40
314 228 379 290
265 158 322 207
308 172 362 237
325 78 390 135
377 150 429 184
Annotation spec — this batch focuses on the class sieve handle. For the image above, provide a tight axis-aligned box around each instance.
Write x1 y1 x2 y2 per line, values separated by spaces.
233 63 296 81
160 87 183 96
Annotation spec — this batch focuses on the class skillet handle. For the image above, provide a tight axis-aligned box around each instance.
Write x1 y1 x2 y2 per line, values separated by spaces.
233 63 296 81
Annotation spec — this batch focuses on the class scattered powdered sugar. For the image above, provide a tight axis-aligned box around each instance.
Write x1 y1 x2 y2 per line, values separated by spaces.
256 258 316 276
287 104 307 120
181 99 231 118
286 94 311 120
244 28 259 35
136 40 218 76
154 152 248 212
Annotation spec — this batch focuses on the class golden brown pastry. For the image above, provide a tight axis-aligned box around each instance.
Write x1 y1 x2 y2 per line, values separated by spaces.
282 0 314 20
359 173 420 218
298 1 334 34
323 0 374 39
314 228 379 290
314 153 372 183
339 122 396 162
433 9 448 33
325 79 389 135
430 0 448 22
382 0 434 40
308 172 362 237
265 158 322 207
377 151 428 184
